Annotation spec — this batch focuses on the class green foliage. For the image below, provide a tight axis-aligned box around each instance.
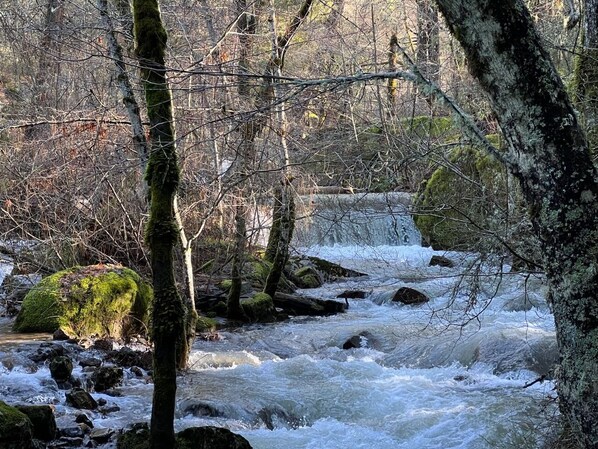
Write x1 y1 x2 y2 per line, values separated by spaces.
14 265 152 339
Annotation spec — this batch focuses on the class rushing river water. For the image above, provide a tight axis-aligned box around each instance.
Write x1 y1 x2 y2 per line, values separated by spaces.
0 197 558 449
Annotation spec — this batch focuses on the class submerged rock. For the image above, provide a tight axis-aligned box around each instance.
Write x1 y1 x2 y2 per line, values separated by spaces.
49 356 73 384
392 287 429 305
65 388 97 410
92 366 123 392
429 255 454 268
336 290 368 299
13 264 152 340
177 426 253 449
342 335 363 349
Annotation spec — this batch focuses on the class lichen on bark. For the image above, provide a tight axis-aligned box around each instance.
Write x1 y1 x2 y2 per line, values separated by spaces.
435 1 598 447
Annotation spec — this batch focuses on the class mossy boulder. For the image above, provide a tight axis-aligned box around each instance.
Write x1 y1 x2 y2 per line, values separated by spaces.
0 401 34 449
250 259 295 293
14 405 57 441
400 115 458 139
118 423 253 449
414 145 520 250
196 315 218 333
14 264 152 340
303 256 365 280
177 427 253 449
292 266 323 289
242 293 276 322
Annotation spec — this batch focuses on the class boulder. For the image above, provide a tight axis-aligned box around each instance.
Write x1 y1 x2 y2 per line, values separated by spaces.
273 292 346 316
304 256 366 280
117 422 150 449
429 255 454 268
196 315 218 333
392 287 429 305
292 266 323 289
14 405 57 441
0 401 34 449
176 427 253 449
29 343 65 363
90 427 114 444
105 347 152 371
49 356 73 383
242 293 276 322
65 388 97 410
13 264 152 340
92 367 123 392
342 335 363 349
336 290 368 299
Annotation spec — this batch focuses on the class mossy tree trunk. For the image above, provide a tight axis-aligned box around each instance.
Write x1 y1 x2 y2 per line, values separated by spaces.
573 0 598 152
228 0 311 315
263 181 295 298
132 0 184 447
261 0 312 298
227 0 261 320
435 1 598 447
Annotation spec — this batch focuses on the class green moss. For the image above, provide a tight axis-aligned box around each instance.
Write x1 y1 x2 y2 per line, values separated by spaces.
242 292 275 322
414 145 511 250
14 264 152 339
400 115 457 138
117 423 149 449
0 401 33 447
293 266 323 289
196 315 217 333
133 0 167 64
219 279 232 291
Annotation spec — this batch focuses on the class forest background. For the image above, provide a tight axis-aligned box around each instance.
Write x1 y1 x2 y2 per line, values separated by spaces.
0 0 583 277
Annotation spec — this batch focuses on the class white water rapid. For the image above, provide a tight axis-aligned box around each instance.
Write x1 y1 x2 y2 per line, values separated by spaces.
0 200 558 449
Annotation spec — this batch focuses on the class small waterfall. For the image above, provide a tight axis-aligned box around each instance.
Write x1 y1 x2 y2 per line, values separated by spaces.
293 192 421 247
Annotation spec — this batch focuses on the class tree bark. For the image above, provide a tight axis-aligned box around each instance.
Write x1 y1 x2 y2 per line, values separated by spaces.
132 0 184 446
573 0 598 151
434 1 598 447
416 0 440 104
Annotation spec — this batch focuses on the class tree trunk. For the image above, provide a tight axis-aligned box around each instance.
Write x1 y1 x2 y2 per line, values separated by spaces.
434 1 598 447
416 0 440 107
263 183 295 298
573 0 598 152
132 0 184 447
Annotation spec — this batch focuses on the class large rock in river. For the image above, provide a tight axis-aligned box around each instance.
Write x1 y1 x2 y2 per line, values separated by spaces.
13 264 151 340
0 401 34 449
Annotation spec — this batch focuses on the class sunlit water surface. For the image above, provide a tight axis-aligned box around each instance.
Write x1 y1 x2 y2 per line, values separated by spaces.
0 244 557 448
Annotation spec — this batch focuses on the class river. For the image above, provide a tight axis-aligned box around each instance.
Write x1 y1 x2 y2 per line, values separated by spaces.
0 196 558 448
